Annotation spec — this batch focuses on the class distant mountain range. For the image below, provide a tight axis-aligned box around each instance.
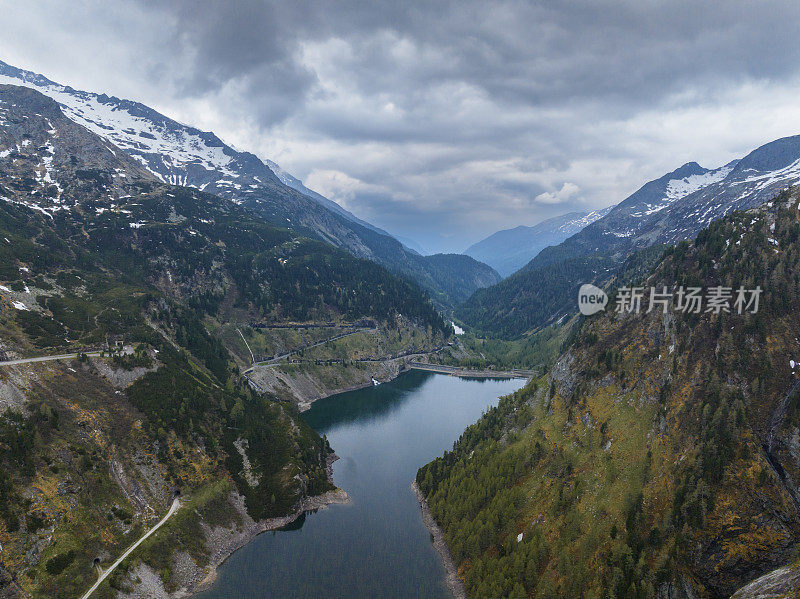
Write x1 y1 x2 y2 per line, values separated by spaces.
263 162 429 256
393 235 428 256
0 60 499 308
458 137 800 337
464 208 613 277
262 158 391 237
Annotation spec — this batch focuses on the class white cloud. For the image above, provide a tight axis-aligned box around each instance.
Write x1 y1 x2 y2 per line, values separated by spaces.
535 182 580 205
304 169 392 210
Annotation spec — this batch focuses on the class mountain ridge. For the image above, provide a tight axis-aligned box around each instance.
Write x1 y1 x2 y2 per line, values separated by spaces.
464 207 613 277
0 60 500 308
0 83 453 598
457 136 800 337
420 188 800 598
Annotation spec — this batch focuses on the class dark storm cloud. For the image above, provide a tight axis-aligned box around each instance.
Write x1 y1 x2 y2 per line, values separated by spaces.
141 0 800 111
133 0 319 124
3 0 800 252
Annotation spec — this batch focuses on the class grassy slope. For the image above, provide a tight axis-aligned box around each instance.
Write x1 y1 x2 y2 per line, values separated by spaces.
429 322 574 373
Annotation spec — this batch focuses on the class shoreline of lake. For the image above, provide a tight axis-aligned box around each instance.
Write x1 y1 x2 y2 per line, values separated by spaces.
189 372 522 599
190 452 350 596
412 479 467 599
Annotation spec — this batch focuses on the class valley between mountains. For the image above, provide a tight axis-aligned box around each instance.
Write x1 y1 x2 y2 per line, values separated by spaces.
0 83 452 598
4 54 800 599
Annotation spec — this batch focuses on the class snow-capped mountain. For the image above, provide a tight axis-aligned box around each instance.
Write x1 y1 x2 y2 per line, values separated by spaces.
462 145 785 281
0 61 439 257
0 84 153 218
554 208 615 234
459 134 800 337
654 136 800 244
0 60 370 223
0 62 501 307
530 141 800 269
464 207 613 277
553 161 735 254
0 59 374 250
618 162 735 220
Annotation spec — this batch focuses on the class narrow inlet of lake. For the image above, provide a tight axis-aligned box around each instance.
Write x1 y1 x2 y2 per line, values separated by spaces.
197 370 524 599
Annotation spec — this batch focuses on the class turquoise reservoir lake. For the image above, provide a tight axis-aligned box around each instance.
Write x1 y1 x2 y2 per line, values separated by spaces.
197 370 523 598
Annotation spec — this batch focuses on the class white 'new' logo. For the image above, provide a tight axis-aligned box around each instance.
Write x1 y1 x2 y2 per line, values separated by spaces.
578 284 608 316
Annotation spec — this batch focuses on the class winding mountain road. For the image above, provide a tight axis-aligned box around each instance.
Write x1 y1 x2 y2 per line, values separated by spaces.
244 328 375 372
0 346 133 367
237 328 255 364
79 497 181 599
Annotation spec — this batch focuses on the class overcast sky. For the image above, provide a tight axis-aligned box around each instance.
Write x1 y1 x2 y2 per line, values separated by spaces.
2 1 800 253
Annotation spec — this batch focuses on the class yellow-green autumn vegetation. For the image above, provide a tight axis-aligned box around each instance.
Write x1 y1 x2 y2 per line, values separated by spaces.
418 189 800 598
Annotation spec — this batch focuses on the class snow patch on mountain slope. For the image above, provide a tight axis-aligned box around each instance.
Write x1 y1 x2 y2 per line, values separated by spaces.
737 158 800 191
665 165 734 201
0 73 238 181
37 140 63 196
630 165 733 218
556 206 613 234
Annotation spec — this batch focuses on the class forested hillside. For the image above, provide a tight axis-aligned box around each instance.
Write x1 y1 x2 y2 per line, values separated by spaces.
420 188 800 598
0 84 447 597
455 252 618 338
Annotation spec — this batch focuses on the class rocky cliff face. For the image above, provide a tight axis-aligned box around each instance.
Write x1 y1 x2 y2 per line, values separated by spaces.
732 563 800 598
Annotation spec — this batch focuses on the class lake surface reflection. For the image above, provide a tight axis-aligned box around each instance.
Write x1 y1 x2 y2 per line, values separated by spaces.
196 370 523 599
